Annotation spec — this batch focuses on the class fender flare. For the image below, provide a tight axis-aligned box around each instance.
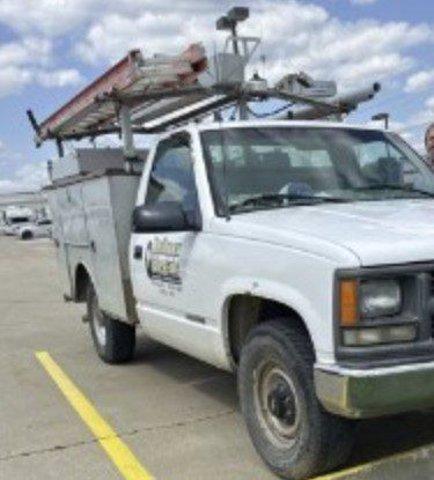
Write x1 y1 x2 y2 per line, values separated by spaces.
219 277 325 365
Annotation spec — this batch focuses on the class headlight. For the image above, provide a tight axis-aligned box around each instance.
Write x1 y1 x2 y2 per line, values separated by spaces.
359 279 402 319
338 276 414 347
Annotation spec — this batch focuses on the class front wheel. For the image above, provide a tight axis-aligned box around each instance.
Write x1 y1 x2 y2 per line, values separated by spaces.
86 283 135 363
238 319 354 480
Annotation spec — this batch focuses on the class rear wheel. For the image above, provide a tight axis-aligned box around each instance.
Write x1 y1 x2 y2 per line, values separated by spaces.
238 319 354 480
86 282 135 363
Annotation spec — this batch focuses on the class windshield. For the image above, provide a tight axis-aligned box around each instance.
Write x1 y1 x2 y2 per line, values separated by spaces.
201 127 434 214
10 217 30 224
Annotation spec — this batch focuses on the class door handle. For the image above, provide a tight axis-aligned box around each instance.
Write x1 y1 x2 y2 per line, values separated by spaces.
133 245 143 260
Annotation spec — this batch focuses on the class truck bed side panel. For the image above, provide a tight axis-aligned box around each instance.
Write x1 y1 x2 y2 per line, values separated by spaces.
82 175 140 322
48 171 141 324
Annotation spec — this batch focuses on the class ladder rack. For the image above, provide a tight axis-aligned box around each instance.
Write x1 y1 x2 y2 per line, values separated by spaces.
28 6 382 158
33 44 208 144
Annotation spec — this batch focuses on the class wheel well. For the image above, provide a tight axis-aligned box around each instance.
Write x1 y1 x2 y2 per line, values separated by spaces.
227 295 313 365
75 264 91 302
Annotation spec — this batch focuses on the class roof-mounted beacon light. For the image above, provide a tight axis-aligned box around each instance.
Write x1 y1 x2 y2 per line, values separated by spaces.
217 7 250 54
216 7 249 30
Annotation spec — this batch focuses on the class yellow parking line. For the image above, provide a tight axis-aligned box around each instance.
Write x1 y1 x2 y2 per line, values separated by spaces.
311 443 434 480
35 351 153 480
311 462 376 480
35 350 434 480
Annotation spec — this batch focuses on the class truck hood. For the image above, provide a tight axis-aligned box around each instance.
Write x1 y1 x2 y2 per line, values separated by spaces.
231 199 434 266
16 222 32 230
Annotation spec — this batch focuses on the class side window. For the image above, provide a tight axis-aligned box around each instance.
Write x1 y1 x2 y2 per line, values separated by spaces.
145 137 199 212
355 140 422 185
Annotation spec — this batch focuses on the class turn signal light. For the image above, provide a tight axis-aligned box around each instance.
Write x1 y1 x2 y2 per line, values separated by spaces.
340 280 358 327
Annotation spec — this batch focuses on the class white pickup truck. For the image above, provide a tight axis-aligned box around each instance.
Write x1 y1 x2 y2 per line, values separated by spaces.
18 218 52 240
3 206 33 236
46 120 434 479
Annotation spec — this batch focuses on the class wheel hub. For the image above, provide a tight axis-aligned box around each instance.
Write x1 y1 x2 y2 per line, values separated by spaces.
267 383 296 426
254 362 301 447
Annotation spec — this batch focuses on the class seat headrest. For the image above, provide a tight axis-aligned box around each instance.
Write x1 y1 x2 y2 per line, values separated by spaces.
377 157 403 183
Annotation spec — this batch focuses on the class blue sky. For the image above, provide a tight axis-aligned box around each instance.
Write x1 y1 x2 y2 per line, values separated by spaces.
0 0 433 192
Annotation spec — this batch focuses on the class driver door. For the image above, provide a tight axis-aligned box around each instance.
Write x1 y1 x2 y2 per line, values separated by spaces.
130 133 217 363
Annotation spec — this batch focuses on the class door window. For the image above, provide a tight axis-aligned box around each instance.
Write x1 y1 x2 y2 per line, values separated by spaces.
145 136 199 213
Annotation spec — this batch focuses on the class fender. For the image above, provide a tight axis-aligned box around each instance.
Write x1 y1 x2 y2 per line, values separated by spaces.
219 276 333 366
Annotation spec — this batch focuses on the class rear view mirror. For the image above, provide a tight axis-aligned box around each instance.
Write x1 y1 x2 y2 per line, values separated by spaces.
132 202 201 233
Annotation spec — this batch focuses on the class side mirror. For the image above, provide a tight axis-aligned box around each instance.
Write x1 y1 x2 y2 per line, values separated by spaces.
132 202 201 233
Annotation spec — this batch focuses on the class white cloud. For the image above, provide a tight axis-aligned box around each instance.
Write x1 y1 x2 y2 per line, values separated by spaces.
75 12 189 64
0 161 48 193
0 0 203 36
0 0 97 36
273 18 431 88
71 1 433 92
405 69 434 93
0 66 82 97
408 97 434 127
0 37 83 96
0 0 432 93
0 37 52 67
0 66 32 97
35 69 84 87
74 2 330 65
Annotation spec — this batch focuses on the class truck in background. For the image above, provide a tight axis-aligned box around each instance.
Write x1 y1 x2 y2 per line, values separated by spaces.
17 218 52 240
3 206 33 236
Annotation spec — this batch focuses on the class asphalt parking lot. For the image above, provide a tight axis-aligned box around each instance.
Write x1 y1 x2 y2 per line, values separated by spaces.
3 236 434 480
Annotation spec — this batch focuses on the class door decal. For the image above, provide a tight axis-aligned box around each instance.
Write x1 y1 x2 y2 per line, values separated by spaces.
145 237 183 284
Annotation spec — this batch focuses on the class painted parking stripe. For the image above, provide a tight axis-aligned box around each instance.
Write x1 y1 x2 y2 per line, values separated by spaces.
35 351 153 480
312 443 434 480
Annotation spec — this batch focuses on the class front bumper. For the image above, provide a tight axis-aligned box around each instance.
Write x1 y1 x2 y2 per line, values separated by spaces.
315 361 434 419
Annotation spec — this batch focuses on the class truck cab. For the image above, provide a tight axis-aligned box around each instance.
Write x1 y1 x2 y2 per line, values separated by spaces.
131 120 434 375
125 120 434 477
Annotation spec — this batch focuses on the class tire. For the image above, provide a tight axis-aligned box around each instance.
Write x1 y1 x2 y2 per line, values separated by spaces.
21 230 33 240
86 282 135 363
238 319 354 480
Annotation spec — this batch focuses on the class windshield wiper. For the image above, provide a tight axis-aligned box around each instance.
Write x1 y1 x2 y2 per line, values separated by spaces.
229 193 350 212
354 184 434 198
